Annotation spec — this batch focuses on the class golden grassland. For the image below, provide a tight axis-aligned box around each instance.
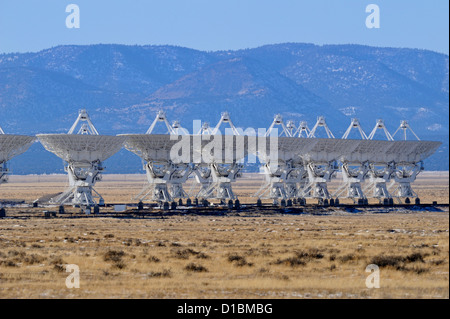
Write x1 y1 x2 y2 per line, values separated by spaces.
0 212 448 299
0 172 448 299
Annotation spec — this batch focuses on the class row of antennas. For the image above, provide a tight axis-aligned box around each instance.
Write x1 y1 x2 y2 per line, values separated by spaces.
36 109 236 137
2 109 102 136
266 115 337 138
266 115 420 141
146 110 420 141
346 118 420 141
146 110 240 136
70 109 420 141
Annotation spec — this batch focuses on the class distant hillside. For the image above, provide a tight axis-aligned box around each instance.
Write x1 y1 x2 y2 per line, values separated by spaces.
0 43 448 173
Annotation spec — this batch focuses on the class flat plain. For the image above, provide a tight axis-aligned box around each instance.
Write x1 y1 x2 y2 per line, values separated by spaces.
0 172 448 299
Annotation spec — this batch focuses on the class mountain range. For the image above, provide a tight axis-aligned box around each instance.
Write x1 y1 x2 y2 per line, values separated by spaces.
0 43 448 173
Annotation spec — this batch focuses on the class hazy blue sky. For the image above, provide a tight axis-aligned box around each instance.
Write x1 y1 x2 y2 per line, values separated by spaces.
0 0 448 54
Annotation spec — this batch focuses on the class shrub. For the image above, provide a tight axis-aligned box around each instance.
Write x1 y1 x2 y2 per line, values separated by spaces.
51 257 65 265
370 255 405 268
174 248 199 259
228 254 245 263
24 254 45 265
104 250 125 263
274 256 306 267
147 269 172 278
112 261 126 270
409 266 429 275
185 263 208 272
148 256 161 263
8 250 24 258
53 264 65 272
431 259 445 266
196 252 210 259
227 254 253 267
303 249 324 260
273 249 324 267
371 252 432 271
0 260 17 267
406 253 427 263
339 254 356 263
258 267 269 274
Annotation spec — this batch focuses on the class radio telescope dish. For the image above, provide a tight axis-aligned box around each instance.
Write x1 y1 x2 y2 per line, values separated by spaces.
37 134 126 164
36 110 126 207
121 134 184 163
0 134 36 164
1 128 36 186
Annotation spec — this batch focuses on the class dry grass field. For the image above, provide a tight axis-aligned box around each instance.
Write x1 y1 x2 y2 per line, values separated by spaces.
0 172 448 299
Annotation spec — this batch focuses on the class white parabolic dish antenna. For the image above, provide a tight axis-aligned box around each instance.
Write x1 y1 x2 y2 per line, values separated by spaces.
37 110 126 207
0 129 36 185
37 134 127 164
0 135 36 164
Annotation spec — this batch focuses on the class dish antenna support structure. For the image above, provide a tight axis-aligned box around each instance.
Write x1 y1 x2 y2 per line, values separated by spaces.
363 119 396 201
333 161 370 203
64 110 102 206
133 111 191 203
194 112 243 203
390 121 422 201
334 118 370 203
300 160 339 200
255 158 307 204
366 119 424 202
37 110 126 207
299 116 338 200
256 115 307 204
136 159 192 204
